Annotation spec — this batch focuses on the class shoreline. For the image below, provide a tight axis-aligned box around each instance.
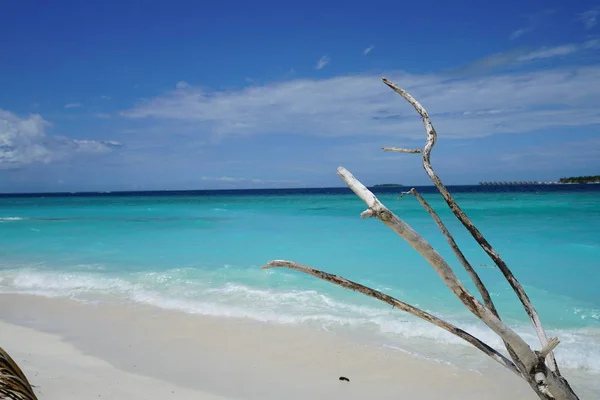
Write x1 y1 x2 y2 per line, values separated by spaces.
0 293 545 399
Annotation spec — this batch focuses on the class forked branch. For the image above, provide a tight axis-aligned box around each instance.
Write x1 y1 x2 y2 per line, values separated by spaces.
339 167 575 399
406 188 523 371
381 77 558 373
336 167 563 383
407 189 498 316
264 78 580 399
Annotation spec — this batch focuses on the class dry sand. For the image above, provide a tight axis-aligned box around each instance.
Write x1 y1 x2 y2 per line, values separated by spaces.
0 294 540 399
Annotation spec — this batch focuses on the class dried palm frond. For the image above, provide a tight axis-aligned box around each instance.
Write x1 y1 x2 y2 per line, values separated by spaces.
0 346 37 400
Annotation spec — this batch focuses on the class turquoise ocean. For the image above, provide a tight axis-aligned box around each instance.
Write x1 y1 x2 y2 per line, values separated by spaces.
1 185 599 384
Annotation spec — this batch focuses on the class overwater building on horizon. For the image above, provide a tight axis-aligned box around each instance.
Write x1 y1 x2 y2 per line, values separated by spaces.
479 175 600 185
478 181 559 185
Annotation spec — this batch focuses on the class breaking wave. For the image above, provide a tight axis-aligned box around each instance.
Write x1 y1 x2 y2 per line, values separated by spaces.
1 267 599 374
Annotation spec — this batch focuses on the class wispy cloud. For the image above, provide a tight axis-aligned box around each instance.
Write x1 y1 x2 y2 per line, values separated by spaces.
71 139 121 152
580 8 599 29
315 55 330 70
65 103 83 109
452 39 599 75
0 109 120 169
122 53 600 144
363 45 374 55
518 45 578 61
510 9 555 40
510 27 533 40
100 95 111 100
94 113 112 119
176 81 191 89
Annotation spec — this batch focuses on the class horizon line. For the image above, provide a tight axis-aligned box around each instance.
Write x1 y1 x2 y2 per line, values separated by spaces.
0 182 594 197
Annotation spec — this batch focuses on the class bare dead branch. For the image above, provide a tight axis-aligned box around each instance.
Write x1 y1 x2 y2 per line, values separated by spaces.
262 260 521 376
408 188 498 316
381 77 559 373
336 166 578 399
540 338 560 359
337 167 537 362
264 77 580 399
407 188 525 376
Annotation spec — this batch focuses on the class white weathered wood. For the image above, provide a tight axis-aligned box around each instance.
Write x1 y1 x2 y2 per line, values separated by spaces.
336 166 577 400
407 189 498 315
404 188 525 374
264 77 581 399
381 77 559 373
540 338 560 359
262 260 521 377
338 167 535 360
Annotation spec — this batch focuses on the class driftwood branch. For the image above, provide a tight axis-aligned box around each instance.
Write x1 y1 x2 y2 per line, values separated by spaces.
265 78 580 399
337 166 579 398
539 338 560 359
262 260 521 377
405 188 525 375
407 189 498 315
381 77 559 374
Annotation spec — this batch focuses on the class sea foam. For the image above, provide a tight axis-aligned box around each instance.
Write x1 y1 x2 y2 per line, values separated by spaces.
1 267 599 374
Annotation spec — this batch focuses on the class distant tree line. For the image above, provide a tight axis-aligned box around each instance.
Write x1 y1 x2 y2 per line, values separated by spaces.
558 175 600 184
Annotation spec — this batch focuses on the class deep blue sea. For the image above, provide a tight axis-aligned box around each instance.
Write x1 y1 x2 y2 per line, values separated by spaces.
1 185 599 379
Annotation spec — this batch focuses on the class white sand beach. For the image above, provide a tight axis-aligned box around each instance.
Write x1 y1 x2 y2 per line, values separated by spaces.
0 294 547 400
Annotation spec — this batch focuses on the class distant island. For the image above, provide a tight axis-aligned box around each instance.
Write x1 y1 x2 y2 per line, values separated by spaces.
480 181 555 185
559 175 600 184
373 184 404 187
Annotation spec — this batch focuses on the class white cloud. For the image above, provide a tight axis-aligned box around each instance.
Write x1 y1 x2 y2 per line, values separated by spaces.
72 139 120 153
580 8 599 29
517 39 599 62
100 95 112 100
65 103 83 109
0 109 120 169
510 9 555 40
363 45 374 55
122 56 600 142
453 39 599 75
510 27 532 40
94 113 111 119
315 55 329 70
176 81 191 89
518 44 579 61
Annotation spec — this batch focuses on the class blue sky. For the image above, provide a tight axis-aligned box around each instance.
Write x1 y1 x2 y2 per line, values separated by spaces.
1 0 599 192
